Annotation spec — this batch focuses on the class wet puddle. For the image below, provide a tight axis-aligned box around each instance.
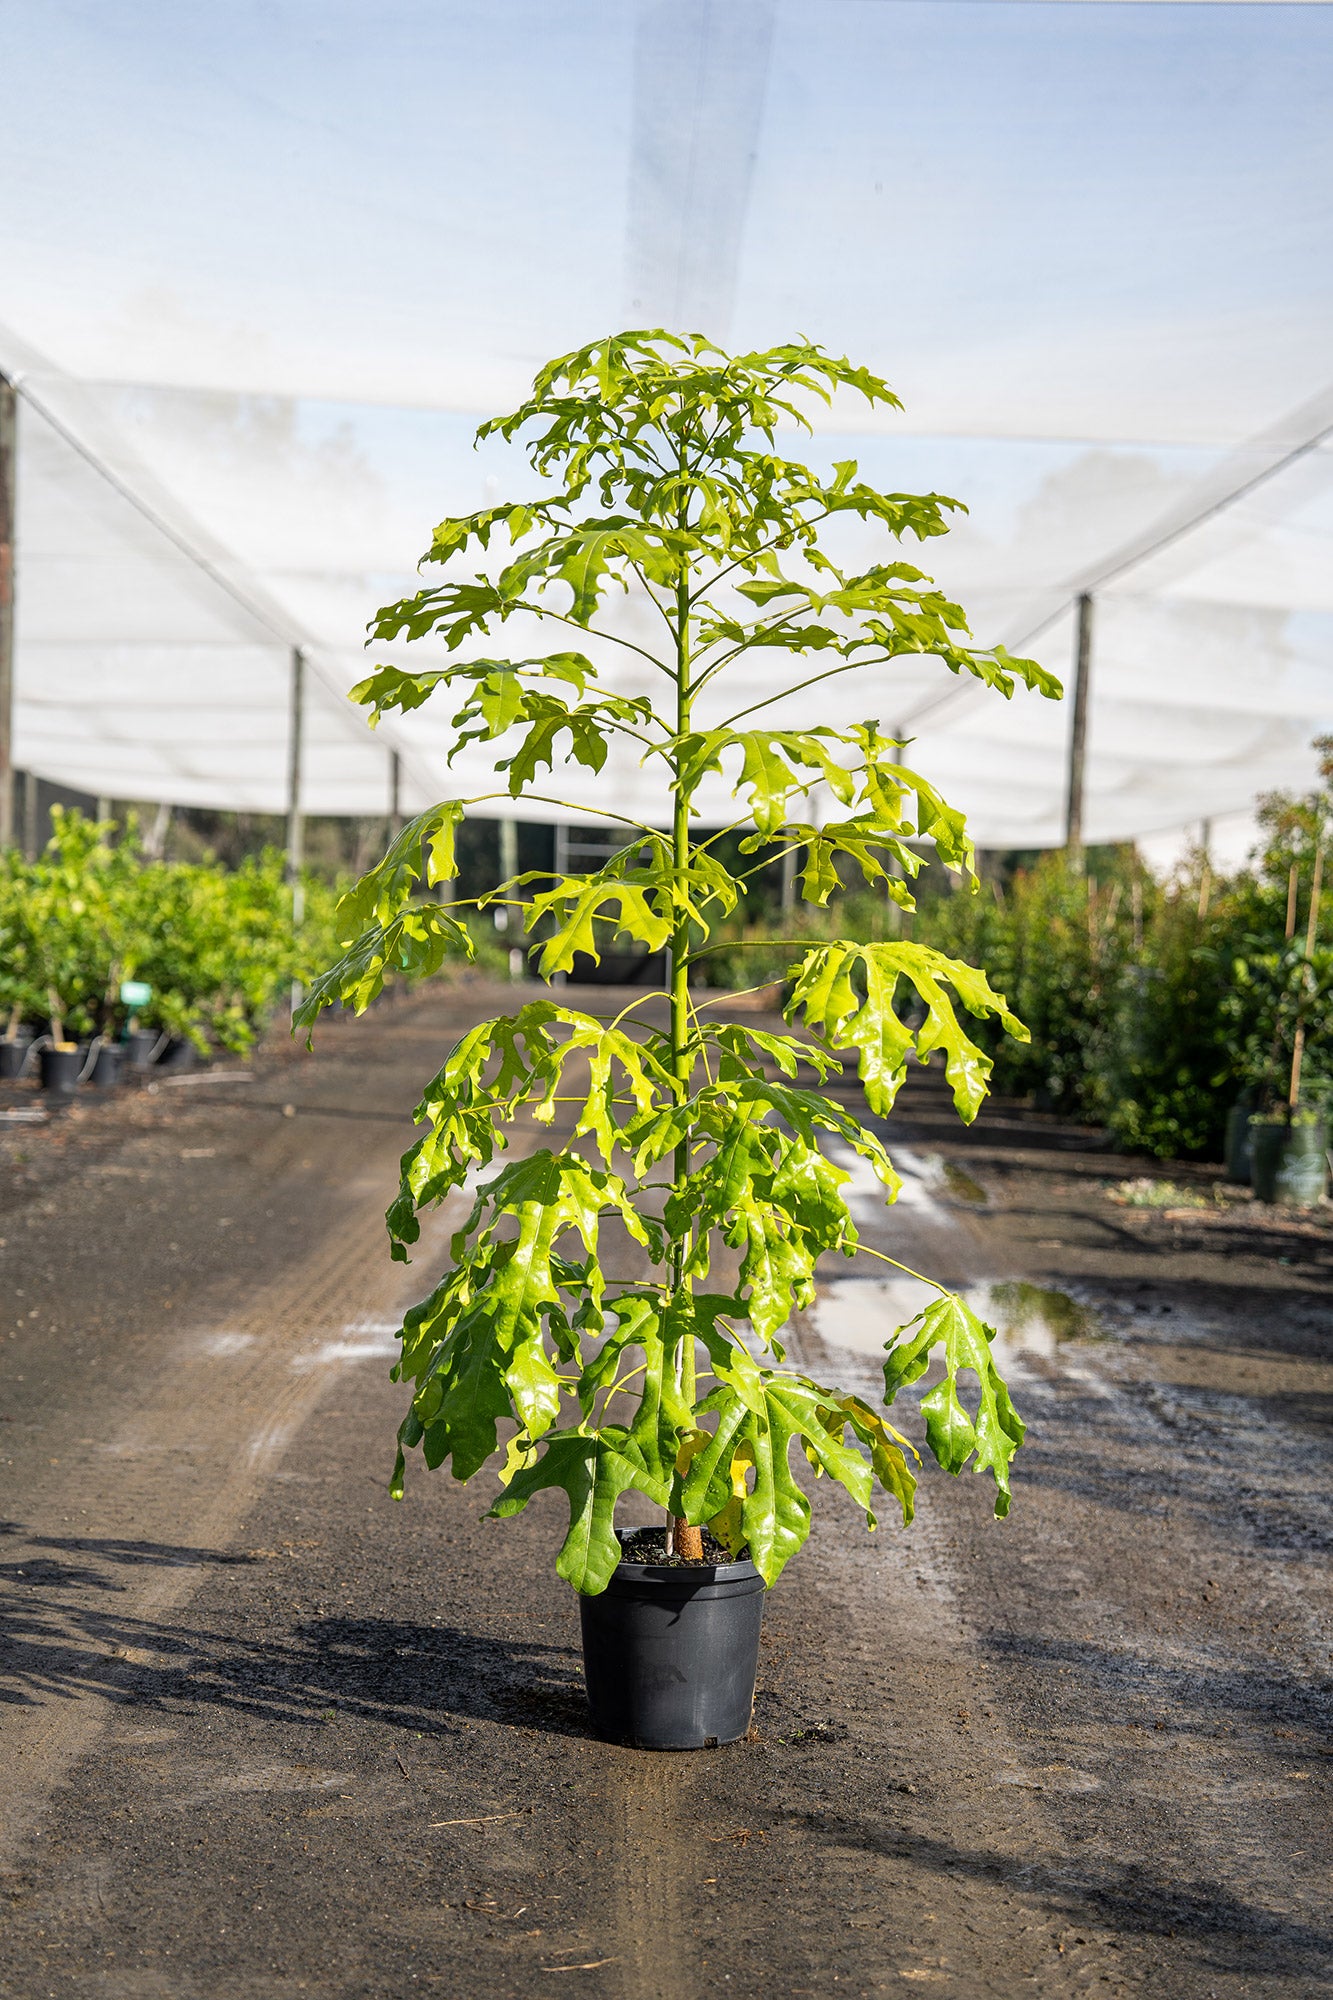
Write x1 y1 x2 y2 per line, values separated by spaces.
935 1158 989 1205
816 1138 1103 1365
812 1275 1104 1367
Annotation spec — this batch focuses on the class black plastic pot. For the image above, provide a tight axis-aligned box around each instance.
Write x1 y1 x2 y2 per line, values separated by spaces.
1224 1090 1256 1184
0 1032 34 1080
88 1043 122 1088
39 1045 82 1096
123 1029 163 1070
579 1531 766 1751
1250 1116 1328 1208
156 1037 199 1074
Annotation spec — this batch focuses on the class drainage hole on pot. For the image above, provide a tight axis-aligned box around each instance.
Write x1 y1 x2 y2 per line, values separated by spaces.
704 1736 718 1749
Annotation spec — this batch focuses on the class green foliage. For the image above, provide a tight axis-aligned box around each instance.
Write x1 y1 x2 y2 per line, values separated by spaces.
0 809 343 1052
909 852 1132 1118
304 331 1056 1591
1104 878 1248 1157
898 753 1333 1158
1220 750 1333 1115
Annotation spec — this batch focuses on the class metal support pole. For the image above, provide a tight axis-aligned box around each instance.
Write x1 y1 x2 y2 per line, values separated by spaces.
551 823 570 986
145 799 170 860
499 817 518 889
1064 592 1093 864
0 375 16 850
1289 836 1325 1109
286 646 306 939
499 819 521 979
22 769 37 857
388 747 403 841
779 838 796 914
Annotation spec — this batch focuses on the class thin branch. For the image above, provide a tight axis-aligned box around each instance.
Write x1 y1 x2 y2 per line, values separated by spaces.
605 990 673 1036
694 817 756 851
685 608 822 698
684 987 716 1087
717 659 874 730
686 504 837 607
614 548 685 652
521 603 676 682
687 933 817 957
848 1242 950 1294
457 790 665 839
689 980 791 1011
594 1359 648 1425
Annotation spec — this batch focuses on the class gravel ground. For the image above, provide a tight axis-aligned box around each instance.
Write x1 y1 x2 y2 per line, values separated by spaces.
0 985 1329 1999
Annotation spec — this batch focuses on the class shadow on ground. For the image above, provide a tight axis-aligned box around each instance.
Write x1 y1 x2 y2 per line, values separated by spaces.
0 1533 588 1737
1 1532 1331 1987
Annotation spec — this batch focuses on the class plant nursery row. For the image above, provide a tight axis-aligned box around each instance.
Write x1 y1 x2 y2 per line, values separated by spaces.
701 757 1333 1167
0 808 342 1067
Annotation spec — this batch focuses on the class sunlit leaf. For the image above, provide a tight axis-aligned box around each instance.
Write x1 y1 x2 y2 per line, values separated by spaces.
883 1292 1025 1516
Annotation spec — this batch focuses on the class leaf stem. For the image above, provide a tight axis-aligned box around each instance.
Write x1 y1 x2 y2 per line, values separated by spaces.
717 660 883 730
846 1242 950 1294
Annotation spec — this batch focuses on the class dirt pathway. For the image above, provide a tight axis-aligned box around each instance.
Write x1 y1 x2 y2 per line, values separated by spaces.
0 991 1328 1997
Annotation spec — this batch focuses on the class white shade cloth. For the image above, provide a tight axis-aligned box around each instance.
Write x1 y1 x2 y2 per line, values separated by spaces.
4 0 1332 847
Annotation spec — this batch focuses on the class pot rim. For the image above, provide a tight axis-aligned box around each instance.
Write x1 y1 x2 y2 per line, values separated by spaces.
610 1526 761 1586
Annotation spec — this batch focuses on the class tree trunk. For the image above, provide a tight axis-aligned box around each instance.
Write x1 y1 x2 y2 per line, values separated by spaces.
671 1516 704 1561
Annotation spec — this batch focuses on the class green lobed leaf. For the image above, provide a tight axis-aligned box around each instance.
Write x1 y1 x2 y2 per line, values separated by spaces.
521 835 740 979
489 1427 667 1593
293 903 475 1039
388 1004 679 1255
787 940 1027 1121
883 1292 1026 1516
334 802 465 937
678 1371 895 1585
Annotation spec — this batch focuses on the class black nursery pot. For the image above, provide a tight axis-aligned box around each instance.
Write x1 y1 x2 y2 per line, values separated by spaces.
579 1531 766 1751
39 1045 82 1095
1250 1116 1328 1208
123 1028 162 1070
156 1036 199 1074
1224 1091 1256 1184
88 1043 122 1088
0 1032 34 1080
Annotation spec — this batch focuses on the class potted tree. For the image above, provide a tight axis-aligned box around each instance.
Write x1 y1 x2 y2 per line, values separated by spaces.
1233 827 1331 1207
298 333 1060 1749
0 845 41 1078
12 809 111 1095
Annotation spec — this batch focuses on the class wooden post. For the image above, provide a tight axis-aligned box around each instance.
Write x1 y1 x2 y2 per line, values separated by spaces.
286 646 306 937
1063 592 1093 865
0 374 15 850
